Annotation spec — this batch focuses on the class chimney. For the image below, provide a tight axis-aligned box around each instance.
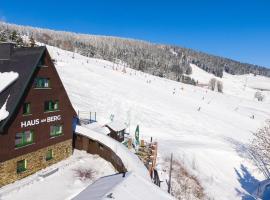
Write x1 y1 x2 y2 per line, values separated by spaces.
0 42 16 60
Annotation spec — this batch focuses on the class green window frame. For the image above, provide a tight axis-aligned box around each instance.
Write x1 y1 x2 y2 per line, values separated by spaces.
44 100 59 112
50 125 63 137
15 130 34 148
23 102 31 115
17 159 27 173
46 149 53 161
34 77 50 88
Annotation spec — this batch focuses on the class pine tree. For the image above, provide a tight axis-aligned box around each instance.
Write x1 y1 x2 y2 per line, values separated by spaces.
0 30 8 42
16 34 24 47
29 35 36 47
10 30 18 42
186 65 192 75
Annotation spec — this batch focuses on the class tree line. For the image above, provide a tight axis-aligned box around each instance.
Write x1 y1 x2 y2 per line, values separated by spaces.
0 22 269 87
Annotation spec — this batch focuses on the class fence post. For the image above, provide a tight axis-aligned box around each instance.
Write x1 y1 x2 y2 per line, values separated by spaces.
167 153 173 194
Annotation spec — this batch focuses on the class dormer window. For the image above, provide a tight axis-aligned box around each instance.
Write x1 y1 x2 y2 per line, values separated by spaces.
34 77 51 88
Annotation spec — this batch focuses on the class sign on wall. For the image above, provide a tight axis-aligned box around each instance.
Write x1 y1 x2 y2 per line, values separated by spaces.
20 115 61 128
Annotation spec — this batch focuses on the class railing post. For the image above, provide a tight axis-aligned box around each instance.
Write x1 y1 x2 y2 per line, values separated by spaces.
90 112 92 123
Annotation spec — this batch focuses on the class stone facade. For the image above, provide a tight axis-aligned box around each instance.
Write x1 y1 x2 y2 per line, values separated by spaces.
0 139 72 187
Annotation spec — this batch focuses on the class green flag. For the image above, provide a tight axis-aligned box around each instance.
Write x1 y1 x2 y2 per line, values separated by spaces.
135 125 139 145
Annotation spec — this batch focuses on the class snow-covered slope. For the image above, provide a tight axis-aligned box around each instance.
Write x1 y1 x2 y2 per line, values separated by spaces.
47 45 270 200
190 63 270 99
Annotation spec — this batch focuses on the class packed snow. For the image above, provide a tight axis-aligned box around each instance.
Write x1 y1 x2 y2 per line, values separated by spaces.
73 172 174 200
0 150 116 200
45 45 270 200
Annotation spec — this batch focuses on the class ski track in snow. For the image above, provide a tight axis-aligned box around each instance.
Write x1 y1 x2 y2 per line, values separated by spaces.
46 45 270 200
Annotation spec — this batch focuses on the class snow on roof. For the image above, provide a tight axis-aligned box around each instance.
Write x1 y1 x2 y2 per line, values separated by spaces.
72 173 127 200
95 126 111 135
75 125 150 180
0 71 19 94
84 123 111 135
0 95 10 122
106 120 127 131
73 172 175 200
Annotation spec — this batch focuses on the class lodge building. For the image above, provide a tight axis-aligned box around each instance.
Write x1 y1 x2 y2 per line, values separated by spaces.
0 43 76 187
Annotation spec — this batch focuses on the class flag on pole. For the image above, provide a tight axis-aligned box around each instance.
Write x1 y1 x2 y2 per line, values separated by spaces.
135 125 140 145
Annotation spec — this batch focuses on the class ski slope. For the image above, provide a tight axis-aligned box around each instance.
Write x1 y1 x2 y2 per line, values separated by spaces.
47 45 270 200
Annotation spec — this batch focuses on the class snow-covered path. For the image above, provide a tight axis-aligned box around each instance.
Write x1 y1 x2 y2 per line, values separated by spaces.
48 45 270 200
0 150 116 200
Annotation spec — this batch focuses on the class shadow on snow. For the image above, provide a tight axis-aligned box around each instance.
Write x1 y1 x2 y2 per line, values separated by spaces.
235 164 259 200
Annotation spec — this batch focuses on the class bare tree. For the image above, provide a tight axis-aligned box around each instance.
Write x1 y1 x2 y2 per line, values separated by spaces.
250 120 270 178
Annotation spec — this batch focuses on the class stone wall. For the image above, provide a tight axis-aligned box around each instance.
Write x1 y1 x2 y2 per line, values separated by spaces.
0 139 72 187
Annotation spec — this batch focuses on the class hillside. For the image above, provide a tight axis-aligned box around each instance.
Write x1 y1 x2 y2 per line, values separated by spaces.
41 44 270 199
0 22 270 85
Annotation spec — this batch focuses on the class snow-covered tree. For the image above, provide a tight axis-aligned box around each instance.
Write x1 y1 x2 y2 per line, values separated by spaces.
0 30 8 42
208 78 217 91
208 78 223 93
185 65 192 75
0 21 269 82
250 120 270 178
217 81 223 93
254 91 264 101
16 34 24 47
29 35 36 47
9 30 18 42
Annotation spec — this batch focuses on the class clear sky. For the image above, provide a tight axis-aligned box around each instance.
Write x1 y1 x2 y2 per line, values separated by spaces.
0 0 270 67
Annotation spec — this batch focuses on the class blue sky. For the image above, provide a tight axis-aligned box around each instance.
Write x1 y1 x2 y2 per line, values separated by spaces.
1 0 270 67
